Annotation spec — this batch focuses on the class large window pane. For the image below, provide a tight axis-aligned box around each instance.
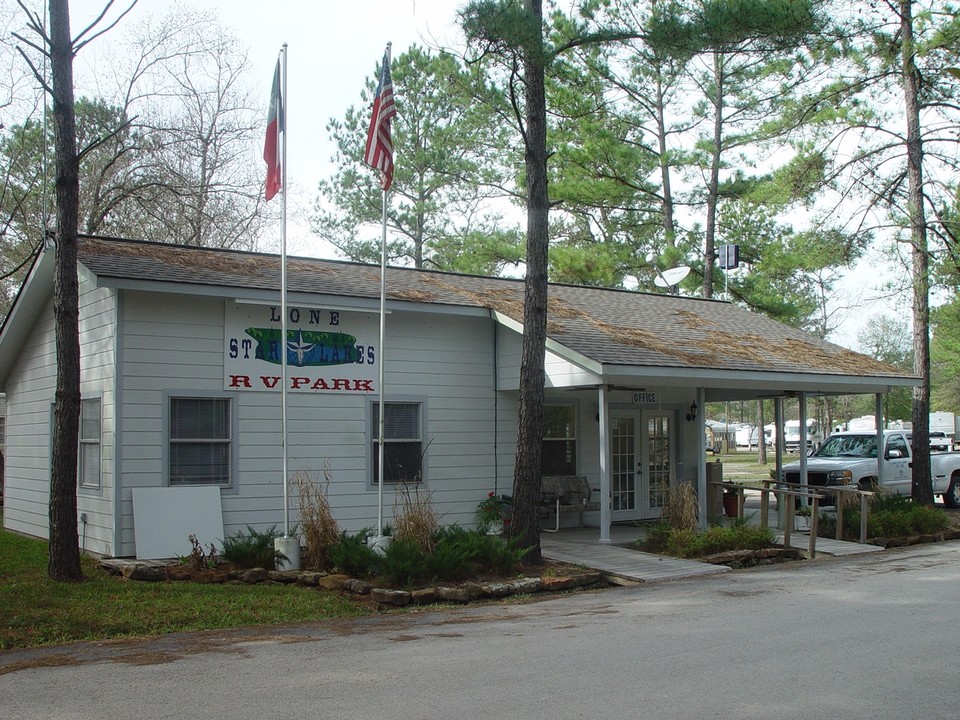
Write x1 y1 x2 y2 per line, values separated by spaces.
170 398 231 486
79 398 101 489
372 402 422 484
542 404 576 476
171 398 229 440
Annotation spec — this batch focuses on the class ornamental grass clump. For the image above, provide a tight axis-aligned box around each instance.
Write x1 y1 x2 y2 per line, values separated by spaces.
295 467 341 571
393 481 439 553
663 482 699 532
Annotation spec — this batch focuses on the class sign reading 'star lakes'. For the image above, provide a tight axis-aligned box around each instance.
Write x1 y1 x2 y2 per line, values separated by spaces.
224 302 378 393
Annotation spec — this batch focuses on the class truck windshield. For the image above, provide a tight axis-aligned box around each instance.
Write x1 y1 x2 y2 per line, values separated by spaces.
815 435 877 458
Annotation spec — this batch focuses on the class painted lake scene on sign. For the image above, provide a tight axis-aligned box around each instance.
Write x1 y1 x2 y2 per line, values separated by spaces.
223 302 379 393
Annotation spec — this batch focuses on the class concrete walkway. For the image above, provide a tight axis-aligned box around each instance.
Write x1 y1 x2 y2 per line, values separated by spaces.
540 491 884 584
541 526 731 585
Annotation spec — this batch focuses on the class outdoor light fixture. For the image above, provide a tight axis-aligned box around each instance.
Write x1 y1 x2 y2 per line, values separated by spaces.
686 402 698 422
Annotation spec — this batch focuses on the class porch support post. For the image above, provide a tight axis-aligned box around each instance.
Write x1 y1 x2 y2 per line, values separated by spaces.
775 396 785 528
696 387 707 529
799 392 808 500
598 383 612 544
875 393 884 486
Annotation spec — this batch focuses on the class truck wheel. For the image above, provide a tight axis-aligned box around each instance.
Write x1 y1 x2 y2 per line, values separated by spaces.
858 478 878 492
945 477 960 509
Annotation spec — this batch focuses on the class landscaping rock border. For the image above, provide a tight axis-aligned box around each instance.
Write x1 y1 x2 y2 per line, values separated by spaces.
101 560 607 608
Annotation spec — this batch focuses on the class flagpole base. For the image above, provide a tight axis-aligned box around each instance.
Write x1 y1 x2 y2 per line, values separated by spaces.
366 534 392 557
275 536 301 571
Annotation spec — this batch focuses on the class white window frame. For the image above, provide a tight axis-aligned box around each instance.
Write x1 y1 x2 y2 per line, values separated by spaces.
78 397 102 490
371 401 424 485
542 403 577 476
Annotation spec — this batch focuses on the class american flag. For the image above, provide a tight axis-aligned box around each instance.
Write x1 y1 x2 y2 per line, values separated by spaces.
363 48 397 191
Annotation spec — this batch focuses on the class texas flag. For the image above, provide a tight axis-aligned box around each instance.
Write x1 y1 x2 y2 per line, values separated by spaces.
263 59 283 201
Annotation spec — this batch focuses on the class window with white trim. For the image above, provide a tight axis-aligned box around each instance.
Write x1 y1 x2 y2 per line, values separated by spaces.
79 398 102 489
542 404 577 476
371 402 422 484
169 397 232 486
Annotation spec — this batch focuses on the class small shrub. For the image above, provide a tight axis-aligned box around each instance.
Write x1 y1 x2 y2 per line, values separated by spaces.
367 527 529 587
426 526 475 580
818 495 949 540
330 529 382 578
183 533 219 571
644 521 775 558
426 540 473 581
379 537 431 587
910 505 950 534
640 521 674 553
295 467 340 571
474 534 530 575
221 525 287 570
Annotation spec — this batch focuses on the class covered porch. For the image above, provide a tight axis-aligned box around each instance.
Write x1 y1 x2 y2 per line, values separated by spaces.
539 374 917 545
540 491 883 585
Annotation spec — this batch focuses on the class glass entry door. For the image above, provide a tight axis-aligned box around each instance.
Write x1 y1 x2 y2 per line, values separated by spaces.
610 410 675 519
610 415 636 515
644 413 672 515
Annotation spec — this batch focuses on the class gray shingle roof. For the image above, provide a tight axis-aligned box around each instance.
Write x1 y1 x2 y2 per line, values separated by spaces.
77 236 911 380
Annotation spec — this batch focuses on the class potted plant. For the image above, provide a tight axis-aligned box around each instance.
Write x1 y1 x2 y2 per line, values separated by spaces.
476 492 508 534
794 504 812 531
722 488 739 518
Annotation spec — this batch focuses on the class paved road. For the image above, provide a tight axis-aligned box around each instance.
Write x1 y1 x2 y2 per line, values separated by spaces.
4 542 960 720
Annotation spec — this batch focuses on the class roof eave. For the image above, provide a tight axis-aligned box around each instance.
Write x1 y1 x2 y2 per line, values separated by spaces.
0 246 54 389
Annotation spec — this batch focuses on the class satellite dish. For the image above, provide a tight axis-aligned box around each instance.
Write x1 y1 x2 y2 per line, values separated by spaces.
653 265 690 289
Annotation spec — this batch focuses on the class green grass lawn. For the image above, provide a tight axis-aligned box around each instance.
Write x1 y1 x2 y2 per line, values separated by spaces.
707 449 801 483
0 528 371 651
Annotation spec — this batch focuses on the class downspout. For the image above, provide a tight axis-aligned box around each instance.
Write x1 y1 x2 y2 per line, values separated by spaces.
492 315 499 495
111 289 124 557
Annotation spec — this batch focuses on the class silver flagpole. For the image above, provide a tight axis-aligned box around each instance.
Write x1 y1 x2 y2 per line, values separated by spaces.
274 44 299 570
280 43 289 539
376 42 392 541
376 187 387 538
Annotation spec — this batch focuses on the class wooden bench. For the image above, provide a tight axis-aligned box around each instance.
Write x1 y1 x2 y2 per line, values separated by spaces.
539 476 600 533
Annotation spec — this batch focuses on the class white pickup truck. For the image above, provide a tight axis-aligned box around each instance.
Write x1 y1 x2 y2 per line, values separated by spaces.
783 429 960 508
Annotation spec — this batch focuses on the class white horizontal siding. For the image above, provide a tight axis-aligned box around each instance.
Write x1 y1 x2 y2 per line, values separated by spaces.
5 276 119 551
115 293 505 553
2 296 56 539
77 275 118 556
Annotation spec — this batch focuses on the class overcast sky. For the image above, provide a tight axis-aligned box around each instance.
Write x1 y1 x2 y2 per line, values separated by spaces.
59 0 466 256
12 1 905 349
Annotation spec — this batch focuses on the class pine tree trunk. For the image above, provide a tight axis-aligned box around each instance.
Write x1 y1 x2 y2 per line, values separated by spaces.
702 51 723 299
507 0 548 565
900 0 933 505
48 0 84 581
